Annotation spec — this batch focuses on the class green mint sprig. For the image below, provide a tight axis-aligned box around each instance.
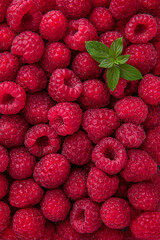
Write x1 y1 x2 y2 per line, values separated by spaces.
85 38 143 91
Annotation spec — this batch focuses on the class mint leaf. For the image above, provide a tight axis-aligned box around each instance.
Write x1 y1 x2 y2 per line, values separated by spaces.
85 41 109 63
99 58 114 68
116 55 130 65
110 37 123 58
107 65 120 91
118 64 143 80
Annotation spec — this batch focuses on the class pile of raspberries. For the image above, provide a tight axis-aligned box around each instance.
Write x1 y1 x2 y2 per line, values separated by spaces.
0 0 160 239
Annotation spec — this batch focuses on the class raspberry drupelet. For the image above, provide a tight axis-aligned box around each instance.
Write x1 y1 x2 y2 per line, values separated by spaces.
7 0 42 32
0 202 10 232
0 24 15 51
0 174 9 200
33 153 70 189
61 131 93 165
48 68 83 102
92 137 127 175
0 145 9 173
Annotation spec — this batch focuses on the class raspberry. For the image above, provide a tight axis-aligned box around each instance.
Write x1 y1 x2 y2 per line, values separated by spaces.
72 52 102 81
11 31 44 64
89 7 115 33
61 131 93 165
7 0 42 32
40 42 71 75
15 64 47 93
143 105 160 130
13 208 45 240
63 168 87 200
0 52 19 82
82 108 120 143
0 115 29 148
125 14 157 43
25 124 61 157
41 189 71 222
0 82 26 115
0 145 9 173
92 0 111 7
124 43 157 75
0 24 15 51
22 92 53 125
8 147 35 179
33 153 70 189
0 0 6 23
40 222 55 240
64 18 98 52
92 137 127 175
109 0 140 20
0 174 8 200
56 0 92 20
70 198 102 234
100 198 131 229
100 31 126 48
9 178 43 208
131 212 160 240
114 96 148 124
0 202 10 232
36 0 56 13
115 123 146 148
142 126 160 164
87 167 119 203
79 79 110 109
1 225 21 240
90 225 124 240
40 11 68 41
128 183 159 211
121 149 157 182
48 102 82 136
48 68 82 102
139 0 160 10
153 17 160 42
138 74 160 105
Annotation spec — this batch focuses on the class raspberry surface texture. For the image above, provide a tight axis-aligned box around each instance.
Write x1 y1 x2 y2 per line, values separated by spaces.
0 24 15 51
0 145 9 173
0 202 10 232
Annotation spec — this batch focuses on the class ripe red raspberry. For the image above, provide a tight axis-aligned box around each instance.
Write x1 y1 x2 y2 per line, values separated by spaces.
125 14 157 43
1 225 21 240
128 183 159 211
92 0 111 7
56 0 92 20
22 92 53 125
142 126 160 164
92 137 127 175
48 102 82 136
138 74 160 105
89 7 115 33
109 0 140 20
90 225 124 240
33 153 70 189
7 0 42 32
82 108 120 143
40 11 68 41
0 202 10 232
41 189 71 222
61 131 93 165
11 31 44 64
56 217 83 240
131 212 160 240
79 79 110 109
139 0 160 9
72 52 102 81
0 52 19 82
114 96 148 124
64 18 98 51
40 42 71 75
0 81 26 115
100 198 131 229
48 68 82 102
143 105 160 130
15 64 47 93
8 147 35 179
40 222 55 240
70 198 102 234
87 167 119 203
25 124 61 157
100 31 126 48
36 0 56 13
124 43 157 75
0 145 9 173
63 168 87 200
0 24 15 51
9 178 43 208
0 115 29 148
13 208 45 240
115 123 146 148
121 149 157 182
0 174 8 200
